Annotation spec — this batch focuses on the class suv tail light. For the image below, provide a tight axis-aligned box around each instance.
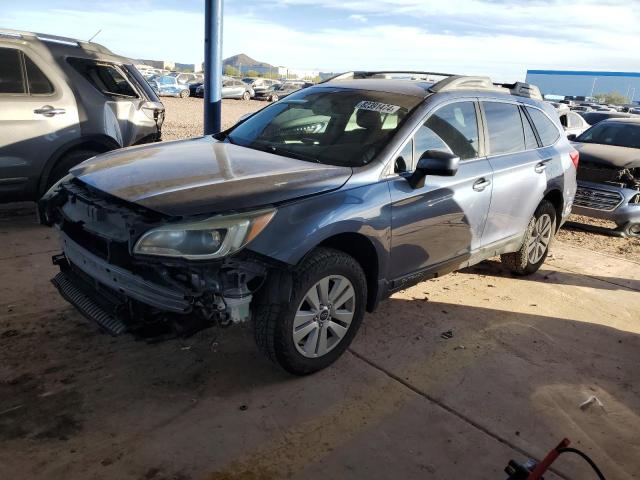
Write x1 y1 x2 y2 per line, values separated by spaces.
569 150 579 169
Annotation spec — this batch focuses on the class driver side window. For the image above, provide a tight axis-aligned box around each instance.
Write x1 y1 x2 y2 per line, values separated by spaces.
396 101 479 173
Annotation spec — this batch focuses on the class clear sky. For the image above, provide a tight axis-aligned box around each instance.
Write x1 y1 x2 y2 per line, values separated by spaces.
2 0 640 82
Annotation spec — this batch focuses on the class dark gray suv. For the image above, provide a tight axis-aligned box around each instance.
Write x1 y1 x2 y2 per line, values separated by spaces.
39 71 578 374
0 30 164 202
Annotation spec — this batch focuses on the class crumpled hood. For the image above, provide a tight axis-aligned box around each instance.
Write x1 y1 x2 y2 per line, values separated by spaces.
70 137 352 216
573 142 640 169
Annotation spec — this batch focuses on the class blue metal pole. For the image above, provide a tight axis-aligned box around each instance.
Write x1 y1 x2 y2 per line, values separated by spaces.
204 0 223 134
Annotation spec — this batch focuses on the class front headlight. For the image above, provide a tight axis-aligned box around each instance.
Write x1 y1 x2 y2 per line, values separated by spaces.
133 208 276 260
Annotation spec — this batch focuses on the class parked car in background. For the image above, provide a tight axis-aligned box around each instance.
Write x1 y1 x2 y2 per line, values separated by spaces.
258 81 313 102
250 78 281 98
40 72 577 374
578 111 636 125
150 75 190 98
189 81 203 97
570 105 592 112
0 29 164 202
166 72 203 85
195 78 254 100
556 107 590 137
570 118 640 237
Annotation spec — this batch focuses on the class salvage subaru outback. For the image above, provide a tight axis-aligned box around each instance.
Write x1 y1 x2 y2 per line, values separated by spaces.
39 72 578 375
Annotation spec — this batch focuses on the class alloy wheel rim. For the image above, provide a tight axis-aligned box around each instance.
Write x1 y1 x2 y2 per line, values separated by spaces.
293 275 355 358
527 213 552 264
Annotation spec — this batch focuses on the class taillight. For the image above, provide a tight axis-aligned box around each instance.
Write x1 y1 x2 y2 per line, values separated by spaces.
569 150 579 169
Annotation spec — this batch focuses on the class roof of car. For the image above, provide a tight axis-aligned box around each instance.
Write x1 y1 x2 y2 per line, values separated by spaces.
319 72 544 102
599 117 640 124
319 78 434 98
0 28 131 63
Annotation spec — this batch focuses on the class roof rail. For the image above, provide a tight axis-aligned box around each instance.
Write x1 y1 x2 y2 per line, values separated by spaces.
494 81 543 100
429 75 502 94
321 70 456 84
430 75 543 100
321 71 544 101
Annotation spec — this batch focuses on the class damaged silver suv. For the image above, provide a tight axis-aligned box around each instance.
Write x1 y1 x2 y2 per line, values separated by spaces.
39 72 577 374
0 30 164 202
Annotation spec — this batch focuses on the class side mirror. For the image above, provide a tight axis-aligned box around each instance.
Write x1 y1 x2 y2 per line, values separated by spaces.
567 134 577 141
408 150 460 189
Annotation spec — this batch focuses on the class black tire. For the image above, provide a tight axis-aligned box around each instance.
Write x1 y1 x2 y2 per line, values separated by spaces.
622 222 640 238
270 94 279 102
243 91 251 101
43 149 99 194
501 200 557 276
253 247 367 375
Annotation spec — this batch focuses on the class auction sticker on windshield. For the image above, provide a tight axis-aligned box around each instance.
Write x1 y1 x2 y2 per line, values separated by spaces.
356 100 401 114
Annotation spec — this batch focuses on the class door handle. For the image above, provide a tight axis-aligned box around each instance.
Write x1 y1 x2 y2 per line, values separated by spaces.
472 178 491 192
534 161 550 173
34 105 66 117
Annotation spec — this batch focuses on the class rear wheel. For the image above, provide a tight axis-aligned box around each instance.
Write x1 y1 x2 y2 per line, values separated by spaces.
253 247 367 375
622 222 640 238
270 94 279 102
243 91 251 101
179 89 189 98
501 200 556 275
43 149 99 194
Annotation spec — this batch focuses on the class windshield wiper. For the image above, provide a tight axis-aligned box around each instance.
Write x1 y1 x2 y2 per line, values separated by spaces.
250 142 321 163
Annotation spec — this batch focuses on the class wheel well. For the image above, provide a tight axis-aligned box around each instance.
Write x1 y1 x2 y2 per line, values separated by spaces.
543 189 564 231
38 137 119 196
319 233 379 312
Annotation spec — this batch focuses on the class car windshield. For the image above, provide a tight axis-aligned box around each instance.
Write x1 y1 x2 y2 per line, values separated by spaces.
224 87 422 166
577 122 640 148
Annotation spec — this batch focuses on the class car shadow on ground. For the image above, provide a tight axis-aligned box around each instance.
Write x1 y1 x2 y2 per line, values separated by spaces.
460 259 640 292
351 296 640 480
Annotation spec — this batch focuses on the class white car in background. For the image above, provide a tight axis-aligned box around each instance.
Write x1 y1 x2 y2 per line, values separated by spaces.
556 105 590 137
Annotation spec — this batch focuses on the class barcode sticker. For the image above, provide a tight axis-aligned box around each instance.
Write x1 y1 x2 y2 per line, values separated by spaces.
355 100 401 114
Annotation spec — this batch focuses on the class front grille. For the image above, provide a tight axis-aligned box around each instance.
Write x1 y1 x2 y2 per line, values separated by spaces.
574 186 623 211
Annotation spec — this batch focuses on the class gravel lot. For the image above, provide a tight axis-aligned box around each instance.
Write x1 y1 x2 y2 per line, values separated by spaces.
161 96 640 260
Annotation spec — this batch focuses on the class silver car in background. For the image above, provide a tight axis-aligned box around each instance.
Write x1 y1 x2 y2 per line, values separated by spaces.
0 29 164 202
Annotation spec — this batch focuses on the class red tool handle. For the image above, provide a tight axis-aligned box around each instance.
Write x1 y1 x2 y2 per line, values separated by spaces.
527 438 571 480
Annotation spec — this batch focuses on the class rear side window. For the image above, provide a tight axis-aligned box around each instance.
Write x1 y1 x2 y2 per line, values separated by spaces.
520 107 539 150
68 58 138 98
24 55 53 94
567 112 582 128
0 47 25 94
417 101 479 160
526 107 560 146
483 102 525 155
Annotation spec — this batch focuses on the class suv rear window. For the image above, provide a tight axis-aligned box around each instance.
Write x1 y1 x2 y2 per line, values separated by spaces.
483 102 525 155
24 55 53 94
0 47 25 94
68 58 138 98
0 48 54 95
526 107 560 146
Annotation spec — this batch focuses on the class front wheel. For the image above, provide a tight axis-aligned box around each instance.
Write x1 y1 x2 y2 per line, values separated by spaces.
501 200 556 275
243 91 251 101
253 248 367 375
270 94 279 102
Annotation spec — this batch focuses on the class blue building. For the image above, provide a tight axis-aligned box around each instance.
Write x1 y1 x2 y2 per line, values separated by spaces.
525 70 640 102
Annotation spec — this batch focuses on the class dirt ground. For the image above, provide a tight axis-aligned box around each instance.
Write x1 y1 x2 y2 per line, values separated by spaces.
1 97 639 480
